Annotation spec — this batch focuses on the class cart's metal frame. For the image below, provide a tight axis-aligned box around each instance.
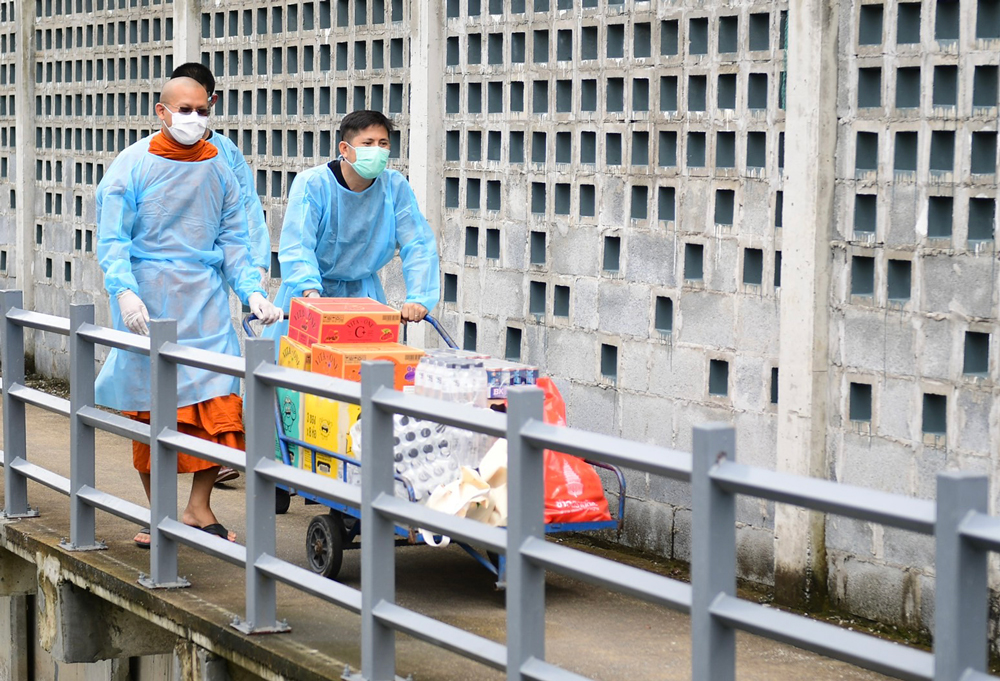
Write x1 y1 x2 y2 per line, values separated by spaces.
246 314 626 588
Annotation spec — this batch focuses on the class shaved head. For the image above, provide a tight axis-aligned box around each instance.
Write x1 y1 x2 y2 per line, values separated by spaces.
159 77 207 107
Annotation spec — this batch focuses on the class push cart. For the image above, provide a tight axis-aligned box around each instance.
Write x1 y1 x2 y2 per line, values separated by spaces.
244 314 627 589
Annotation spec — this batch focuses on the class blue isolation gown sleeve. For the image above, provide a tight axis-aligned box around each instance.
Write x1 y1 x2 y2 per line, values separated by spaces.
95 162 140 298
216 169 267 305
277 171 327 297
391 175 441 312
210 132 271 270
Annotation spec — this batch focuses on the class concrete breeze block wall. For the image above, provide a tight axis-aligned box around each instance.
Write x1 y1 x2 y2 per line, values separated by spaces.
3 0 1000 643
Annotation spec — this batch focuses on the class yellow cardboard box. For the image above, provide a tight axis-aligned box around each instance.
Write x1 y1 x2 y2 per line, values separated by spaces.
301 393 361 479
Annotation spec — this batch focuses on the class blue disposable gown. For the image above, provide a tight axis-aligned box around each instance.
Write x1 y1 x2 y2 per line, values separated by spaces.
102 131 271 270
266 164 440 339
94 143 266 412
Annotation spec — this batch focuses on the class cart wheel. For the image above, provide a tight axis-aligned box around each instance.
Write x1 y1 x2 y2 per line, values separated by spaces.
306 514 344 579
275 488 291 515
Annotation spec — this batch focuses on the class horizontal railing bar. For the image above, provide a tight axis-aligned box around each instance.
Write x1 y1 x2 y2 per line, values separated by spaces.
253 364 361 404
255 554 362 614
7 308 70 335
76 486 151 527
372 495 506 552
372 601 507 671
8 384 70 417
710 595 934 681
521 421 692 481
77 323 150 355
372 390 507 439
157 518 246 567
519 537 691 613
158 430 245 471
711 462 936 535
960 512 1000 553
255 459 361 509
159 343 245 378
78 406 151 444
520 657 595 681
10 457 71 495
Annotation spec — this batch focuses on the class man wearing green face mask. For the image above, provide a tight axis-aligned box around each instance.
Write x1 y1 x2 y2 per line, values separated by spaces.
267 110 440 338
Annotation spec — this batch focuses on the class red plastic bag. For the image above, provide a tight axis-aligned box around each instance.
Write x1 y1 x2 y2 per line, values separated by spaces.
533 378 612 525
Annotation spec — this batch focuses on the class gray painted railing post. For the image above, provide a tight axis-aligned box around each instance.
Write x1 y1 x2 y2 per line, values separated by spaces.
691 423 736 681
0 290 35 518
234 338 288 634
505 386 546 681
62 303 105 551
140 319 188 589
934 472 988 681
360 360 397 681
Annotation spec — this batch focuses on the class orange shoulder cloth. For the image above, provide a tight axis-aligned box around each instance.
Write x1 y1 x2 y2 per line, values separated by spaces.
148 131 219 162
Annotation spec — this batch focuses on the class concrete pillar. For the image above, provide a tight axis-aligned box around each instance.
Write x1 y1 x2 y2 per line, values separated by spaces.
14 0 36 313
406 0 444 237
774 0 840 610
36 567 177 664
0 595 30 679
172 0 202 67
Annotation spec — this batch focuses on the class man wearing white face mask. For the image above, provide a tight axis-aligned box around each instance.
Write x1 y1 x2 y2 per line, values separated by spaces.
95 76 282 548
266 110 440 341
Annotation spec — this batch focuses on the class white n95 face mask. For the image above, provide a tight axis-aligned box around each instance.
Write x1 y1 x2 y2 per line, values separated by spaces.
162 105 208 145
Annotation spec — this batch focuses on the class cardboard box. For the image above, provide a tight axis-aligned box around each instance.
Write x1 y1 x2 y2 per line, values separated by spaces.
301 393 362 479
275 336 313 466
278 334 312 371
288 297 401 346
311 342 425 391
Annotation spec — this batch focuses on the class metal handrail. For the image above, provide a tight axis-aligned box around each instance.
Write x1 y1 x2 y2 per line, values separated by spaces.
2 292 999 681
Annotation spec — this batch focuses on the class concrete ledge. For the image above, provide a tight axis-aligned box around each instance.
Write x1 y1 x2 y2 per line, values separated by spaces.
0 520 348 681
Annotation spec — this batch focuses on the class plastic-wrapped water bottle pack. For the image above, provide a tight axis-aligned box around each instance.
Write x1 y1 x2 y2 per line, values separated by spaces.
348 350 494 503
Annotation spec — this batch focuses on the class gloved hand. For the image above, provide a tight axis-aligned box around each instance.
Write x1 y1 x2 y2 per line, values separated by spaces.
249 292 282 325
303 289 321 298
257 266 270 291
117 290 150 335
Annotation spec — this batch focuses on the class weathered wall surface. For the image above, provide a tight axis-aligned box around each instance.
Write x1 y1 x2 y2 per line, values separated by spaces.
3 0 1000 641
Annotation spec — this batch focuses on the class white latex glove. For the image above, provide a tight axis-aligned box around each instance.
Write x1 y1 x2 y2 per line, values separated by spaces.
303 289 321 298
116 290 150 336
249 292 282 325
257 267 270 291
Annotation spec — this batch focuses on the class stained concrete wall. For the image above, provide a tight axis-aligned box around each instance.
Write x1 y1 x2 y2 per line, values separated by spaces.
3 0 1000 642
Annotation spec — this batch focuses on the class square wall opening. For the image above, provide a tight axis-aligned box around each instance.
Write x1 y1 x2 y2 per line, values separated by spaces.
851 255 875 295
654 296 673 333
685 243 704 280
887 259 912 300
743 248 763 285
854 193 877 234
859 4 884 45
964 331 990 375
856 131 879 171
709 359 729 396
933 65 958 107
850 382 873 421
529 280 546 315
554 285 570 317
922 393 947 435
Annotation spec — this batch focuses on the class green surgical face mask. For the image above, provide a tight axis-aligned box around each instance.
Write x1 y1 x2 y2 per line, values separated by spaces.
345 143 390 180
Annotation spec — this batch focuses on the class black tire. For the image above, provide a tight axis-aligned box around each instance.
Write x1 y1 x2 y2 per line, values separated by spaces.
306 514 344 579
275 487 291 515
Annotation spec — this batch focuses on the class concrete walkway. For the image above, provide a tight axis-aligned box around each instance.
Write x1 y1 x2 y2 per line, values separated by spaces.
0 400 898 680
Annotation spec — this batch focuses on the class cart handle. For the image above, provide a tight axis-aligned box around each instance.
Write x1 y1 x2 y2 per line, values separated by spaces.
244 310 459 349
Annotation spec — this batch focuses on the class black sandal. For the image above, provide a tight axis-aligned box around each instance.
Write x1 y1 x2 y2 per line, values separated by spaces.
199 523 236 543
134 527 151 549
